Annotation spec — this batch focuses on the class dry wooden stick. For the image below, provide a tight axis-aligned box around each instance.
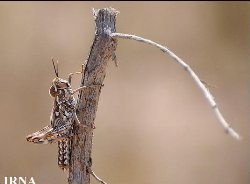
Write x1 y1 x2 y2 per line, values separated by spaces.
68 8 118 184
69 6 240 184
110 33 240 140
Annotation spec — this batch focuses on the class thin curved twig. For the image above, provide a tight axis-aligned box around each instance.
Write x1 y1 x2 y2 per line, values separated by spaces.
111 32 240 140
88 167 107 184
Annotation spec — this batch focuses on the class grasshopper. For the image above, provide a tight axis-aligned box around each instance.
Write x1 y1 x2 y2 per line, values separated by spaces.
26 59 101 170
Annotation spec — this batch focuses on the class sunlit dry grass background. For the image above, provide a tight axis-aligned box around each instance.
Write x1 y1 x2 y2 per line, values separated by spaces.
0 2 248 184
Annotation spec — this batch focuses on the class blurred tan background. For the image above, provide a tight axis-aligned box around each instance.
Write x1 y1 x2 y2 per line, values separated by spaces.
0 2 248 184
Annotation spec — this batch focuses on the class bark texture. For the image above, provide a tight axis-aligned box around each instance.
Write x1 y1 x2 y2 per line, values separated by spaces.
68 8 118 184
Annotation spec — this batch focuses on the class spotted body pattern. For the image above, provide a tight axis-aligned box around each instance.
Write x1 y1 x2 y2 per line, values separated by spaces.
26 61 85 171
50 77 76 170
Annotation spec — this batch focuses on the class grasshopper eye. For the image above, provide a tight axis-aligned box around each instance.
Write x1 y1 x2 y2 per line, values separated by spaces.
57 82 69 89
49 85 58 97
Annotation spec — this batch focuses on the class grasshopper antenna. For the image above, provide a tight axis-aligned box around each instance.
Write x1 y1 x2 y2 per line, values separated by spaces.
56 59 59 77
52 58 59 77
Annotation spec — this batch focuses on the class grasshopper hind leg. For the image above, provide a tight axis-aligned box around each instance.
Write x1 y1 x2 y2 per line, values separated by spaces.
26 125 54 144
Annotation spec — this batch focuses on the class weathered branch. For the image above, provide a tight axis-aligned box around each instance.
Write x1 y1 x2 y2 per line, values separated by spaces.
110 33 240 140
68 6 240 184
68 8 118 184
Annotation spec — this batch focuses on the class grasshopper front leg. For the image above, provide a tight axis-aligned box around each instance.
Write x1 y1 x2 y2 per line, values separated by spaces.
72 84 104 94
68 71 82 85
68 63 86 85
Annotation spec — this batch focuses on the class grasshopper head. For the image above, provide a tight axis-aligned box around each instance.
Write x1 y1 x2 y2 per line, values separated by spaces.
49 77 70 97
49 59 70 97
